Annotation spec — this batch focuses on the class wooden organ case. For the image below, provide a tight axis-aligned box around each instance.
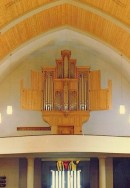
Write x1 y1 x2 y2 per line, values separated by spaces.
20 50 112 135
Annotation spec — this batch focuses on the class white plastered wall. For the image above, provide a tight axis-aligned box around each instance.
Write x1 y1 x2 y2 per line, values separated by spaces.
0 29 130 136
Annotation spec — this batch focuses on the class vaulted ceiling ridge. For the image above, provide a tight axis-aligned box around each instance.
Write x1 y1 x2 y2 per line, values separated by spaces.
0 0 129 35
0 1 130 62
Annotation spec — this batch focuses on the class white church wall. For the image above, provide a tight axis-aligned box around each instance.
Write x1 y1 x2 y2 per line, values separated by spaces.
0 40 130 136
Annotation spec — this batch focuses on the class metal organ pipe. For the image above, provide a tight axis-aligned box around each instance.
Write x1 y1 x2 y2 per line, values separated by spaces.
81 74 84 109
43 78 46 110
51 76 53 110
79 75 81 110
45 76 47 110
50 74 52 111
48 74 50 110
64 82 68 111
84 77 87 110
64 56 69 78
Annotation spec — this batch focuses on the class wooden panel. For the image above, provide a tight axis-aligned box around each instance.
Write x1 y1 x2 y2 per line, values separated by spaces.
69 79 78 90
31 70 42 90
100 89 109 109
54 80 63 90
21 89 42 110
89 89 110 110
89 70 100 90
89 90 100 110
43 111 90 134
58 126 74 135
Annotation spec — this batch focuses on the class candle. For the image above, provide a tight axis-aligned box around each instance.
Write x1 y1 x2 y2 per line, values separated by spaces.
77 170 81 188
67 171 70 188
74 170 77 188
51 170 55 188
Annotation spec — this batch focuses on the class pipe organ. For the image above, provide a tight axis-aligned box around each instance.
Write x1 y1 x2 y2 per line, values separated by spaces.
42 50 90 112
20 50 112 135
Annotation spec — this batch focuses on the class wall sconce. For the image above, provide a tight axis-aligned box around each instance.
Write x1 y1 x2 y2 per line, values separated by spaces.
7 106 13 115
119 105 125 114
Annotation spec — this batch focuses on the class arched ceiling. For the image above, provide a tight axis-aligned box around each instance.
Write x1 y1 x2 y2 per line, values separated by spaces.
0 0 130 80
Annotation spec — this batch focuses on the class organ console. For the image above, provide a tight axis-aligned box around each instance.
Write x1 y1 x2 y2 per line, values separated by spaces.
20 50 112 135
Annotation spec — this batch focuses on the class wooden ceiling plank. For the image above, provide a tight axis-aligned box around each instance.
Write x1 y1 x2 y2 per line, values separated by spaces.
80 0 130 26
0 0 52 29
1 4 130 61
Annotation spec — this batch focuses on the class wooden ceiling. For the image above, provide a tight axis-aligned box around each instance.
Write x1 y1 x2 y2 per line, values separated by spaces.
0 0 130 62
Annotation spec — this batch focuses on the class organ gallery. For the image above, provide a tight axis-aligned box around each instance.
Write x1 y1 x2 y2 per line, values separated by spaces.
20 50 112 134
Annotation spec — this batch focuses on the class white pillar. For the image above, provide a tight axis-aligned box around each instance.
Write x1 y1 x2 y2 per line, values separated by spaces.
27 158 34 188
99 157 106 188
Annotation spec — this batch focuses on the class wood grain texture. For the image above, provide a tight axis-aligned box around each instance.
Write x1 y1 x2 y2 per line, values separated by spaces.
80 0 130 26
0 3 130 62
0 0 51 29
